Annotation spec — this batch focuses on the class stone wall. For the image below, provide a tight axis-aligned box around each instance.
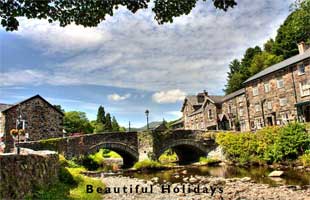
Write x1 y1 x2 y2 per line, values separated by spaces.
4 96 63 141
0 151 59 199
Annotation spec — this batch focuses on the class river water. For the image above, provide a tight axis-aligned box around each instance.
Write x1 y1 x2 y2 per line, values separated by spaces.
123 165 310 186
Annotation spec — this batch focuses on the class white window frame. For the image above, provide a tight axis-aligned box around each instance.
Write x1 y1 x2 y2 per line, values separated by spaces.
298 63 305 75
279 98 287 106
264 82 270 93
239 108 244 116
267 101 272 110
277 77 284 88
253 86 259 96
300 80 310 97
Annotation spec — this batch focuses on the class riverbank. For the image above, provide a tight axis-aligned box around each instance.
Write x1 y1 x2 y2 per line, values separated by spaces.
101 175 310 200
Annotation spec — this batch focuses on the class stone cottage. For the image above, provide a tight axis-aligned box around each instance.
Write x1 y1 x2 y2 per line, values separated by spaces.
179 41 310 132
0 95 64 141
243 41 310 129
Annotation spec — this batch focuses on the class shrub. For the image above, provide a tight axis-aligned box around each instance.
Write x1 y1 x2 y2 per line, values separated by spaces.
82 149 105 170
133 159 163 170
199 157 219 165
216 123 310 165
299 150 310 167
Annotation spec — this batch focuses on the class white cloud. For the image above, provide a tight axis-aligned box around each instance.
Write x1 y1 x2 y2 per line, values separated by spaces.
152 89 186 104
165 111 183 118
108 93 131 101
12 19 110 54
2 0 294 94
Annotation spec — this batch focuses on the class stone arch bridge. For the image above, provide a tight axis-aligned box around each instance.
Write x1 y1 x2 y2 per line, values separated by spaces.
19 130 219 167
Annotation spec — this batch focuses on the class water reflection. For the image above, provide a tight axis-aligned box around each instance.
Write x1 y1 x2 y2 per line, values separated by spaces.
124 165 310 186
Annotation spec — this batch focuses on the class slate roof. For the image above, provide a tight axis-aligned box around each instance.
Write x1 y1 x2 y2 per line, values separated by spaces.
222 88 245 102
244 49 310 84
209 95 224 104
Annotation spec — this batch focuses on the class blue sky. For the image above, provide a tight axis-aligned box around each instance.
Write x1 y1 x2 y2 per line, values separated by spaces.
0 0 294 127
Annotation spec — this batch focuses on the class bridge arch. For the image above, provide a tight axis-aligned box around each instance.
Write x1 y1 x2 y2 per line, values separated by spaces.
87 142 139 167
156 139 214 163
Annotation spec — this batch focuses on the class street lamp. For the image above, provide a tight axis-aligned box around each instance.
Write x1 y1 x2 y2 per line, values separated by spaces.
16 106 23 155
145 110 149 130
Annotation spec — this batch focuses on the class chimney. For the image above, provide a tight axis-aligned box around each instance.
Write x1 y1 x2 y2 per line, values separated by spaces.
298 41 308 54
203 90 208 96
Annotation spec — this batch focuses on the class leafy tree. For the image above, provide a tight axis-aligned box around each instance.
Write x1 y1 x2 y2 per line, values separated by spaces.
105 113 112 131
272 0 310 58
225 72 245 94
263 38 275 53
0 0 237 31
111 116 120 131
53 104 65 113
249 52 283 76
96 106 106 124
240 46 262 76
63 111 94 134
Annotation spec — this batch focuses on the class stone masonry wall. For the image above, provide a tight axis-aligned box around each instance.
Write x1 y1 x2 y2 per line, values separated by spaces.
0 151 59 199
4 97 63 141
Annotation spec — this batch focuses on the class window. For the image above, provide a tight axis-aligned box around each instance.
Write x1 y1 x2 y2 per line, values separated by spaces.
255 103 260 112
253 86 259 96
208 109 213 119
298 63 305 75
264 82 270 93
279 98 287 106
267 101 272 110
277 78 284 88
239 108 244 116
300 80 310 97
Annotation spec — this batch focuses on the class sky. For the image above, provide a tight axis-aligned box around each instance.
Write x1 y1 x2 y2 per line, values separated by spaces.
0 0 294 128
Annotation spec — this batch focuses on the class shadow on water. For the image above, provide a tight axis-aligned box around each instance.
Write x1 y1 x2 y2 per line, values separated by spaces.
123 165 310 186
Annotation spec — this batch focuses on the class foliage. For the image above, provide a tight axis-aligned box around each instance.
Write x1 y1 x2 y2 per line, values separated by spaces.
105 113 112 131
299 150 310 167
64 111 94 134
82 149 105 170
216 123 310 165
26 182 72 200
133 159 163 170
159 149 178 163
0 0 236 31
96 106 106 124
102 149 122 158
224 0 310 94
272 0 310 59
112 116 120 131
67 167 105 200
54 104 65 113
199 157 220 165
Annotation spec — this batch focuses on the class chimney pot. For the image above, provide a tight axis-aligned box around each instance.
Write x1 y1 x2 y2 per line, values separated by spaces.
298 41 307 54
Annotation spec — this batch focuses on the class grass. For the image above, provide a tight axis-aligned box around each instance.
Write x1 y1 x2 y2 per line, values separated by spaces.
159 150 178 163
299 150 310 167
199 157 220 165
133 159 163 170
27 156 105 200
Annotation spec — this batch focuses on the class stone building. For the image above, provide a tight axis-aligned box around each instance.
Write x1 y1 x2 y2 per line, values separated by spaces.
243 42 310 130
221 88 249 132
0 95 64 141
181 91 223 130
179 42 310 132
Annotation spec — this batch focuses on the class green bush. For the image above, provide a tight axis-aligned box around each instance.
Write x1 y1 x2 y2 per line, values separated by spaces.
299 150 310 167
216 123 310 165
199 157 219 165
133 159 163 170
82 149 105 170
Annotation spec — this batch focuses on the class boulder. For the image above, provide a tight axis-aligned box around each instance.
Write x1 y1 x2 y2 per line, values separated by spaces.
268 170 284 177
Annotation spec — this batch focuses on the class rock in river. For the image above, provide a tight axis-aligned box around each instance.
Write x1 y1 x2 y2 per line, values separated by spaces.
268 170 284 177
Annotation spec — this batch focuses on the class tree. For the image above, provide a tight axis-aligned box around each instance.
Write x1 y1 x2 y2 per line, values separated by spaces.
105 113 112 131
249 52 283 76
272 0 310 58
63 111 94 134
0 0 237 31
96 106 106 124
53 104 65 113
111 116 120 131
